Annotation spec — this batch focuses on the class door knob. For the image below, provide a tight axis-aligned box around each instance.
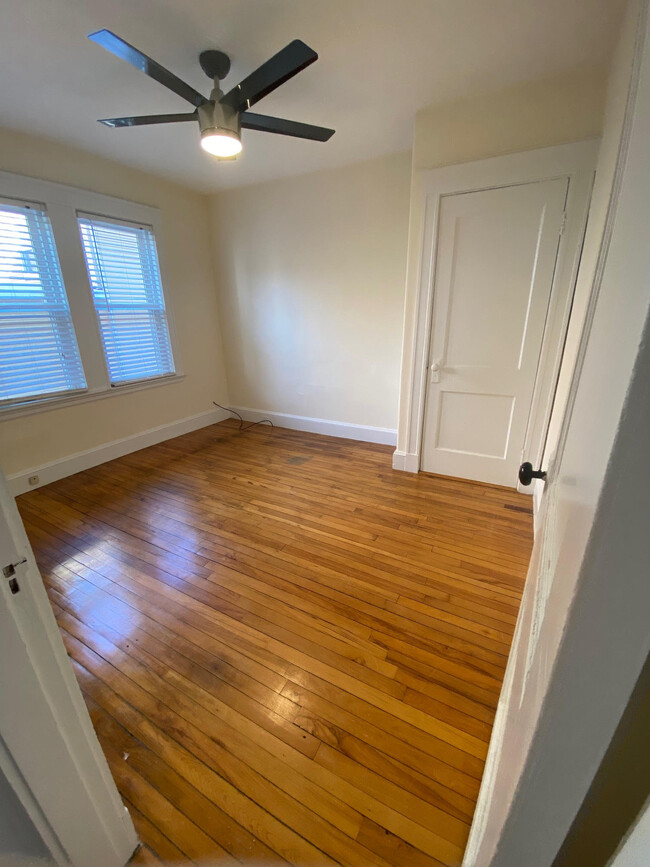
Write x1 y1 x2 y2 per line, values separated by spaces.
518 461 547 486
430 359 442 383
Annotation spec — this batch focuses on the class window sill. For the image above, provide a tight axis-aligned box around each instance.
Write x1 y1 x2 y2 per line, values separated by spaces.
0 373 186 422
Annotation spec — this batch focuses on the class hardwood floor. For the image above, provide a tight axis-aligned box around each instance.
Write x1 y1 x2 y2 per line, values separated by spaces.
17 420 533 866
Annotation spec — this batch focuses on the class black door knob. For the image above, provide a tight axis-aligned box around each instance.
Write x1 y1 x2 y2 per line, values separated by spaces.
518 461 547 486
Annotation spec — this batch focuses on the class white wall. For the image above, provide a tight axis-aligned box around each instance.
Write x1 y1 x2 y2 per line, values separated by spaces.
0 128 229 479
544 3 642 461
465 1 650 863
209 152 411 432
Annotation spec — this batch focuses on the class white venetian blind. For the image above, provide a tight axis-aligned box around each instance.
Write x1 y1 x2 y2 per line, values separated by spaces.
0 200 86 405
78 213 175 385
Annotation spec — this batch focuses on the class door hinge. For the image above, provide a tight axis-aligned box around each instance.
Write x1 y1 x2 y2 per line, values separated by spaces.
3 558 26 594
559 211 567 237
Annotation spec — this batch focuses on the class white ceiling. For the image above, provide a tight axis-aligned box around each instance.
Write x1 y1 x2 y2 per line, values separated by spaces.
1 0 625 192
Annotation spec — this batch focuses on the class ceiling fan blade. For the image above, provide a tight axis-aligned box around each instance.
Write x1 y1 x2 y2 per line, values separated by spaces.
98 112 198 128
88 30 206 108
220 39 317 112
240 112 334 141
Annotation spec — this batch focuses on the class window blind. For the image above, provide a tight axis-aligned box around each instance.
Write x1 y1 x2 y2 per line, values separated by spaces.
0 201 86 405
78 213 175 386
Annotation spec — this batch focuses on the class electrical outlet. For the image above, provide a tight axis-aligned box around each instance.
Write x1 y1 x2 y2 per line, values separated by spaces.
28 475 39 487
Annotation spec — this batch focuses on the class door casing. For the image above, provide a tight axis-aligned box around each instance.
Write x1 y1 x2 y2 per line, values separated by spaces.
394 140 597 492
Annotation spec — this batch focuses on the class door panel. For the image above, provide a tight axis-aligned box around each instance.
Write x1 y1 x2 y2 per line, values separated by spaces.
421 178 568 485
0 469 137 866
436 392 514 457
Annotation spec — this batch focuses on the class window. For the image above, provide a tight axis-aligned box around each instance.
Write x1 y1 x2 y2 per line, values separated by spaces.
78 214 175 386
0 200 86 405
0 172 179 416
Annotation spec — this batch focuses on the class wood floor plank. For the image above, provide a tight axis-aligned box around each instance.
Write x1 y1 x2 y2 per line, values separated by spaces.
125 801 193 865
282 668 486 783
62 626 401 866
88 700 281 865
71 655 345 867
18 420 532 865
284 680 481 810
128 844 165 866
99 735 238 866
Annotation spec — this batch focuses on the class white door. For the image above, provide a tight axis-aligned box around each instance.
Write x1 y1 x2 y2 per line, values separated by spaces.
421 178 568 486
0 468 138 866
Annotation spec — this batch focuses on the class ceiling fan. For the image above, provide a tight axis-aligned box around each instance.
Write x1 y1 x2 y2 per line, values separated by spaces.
88 30 335 159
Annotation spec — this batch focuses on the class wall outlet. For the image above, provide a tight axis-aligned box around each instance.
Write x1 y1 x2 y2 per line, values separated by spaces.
28 475 40 487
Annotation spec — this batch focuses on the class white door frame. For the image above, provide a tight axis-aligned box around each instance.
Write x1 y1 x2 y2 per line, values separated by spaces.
0 468 138 866
393 140 598 483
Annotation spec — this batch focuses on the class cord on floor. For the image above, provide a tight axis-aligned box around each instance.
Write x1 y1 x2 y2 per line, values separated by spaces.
213 402 274 432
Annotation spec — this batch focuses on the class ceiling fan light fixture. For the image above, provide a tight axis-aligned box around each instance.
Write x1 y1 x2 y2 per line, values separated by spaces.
200 129 242 158
198 100 242 159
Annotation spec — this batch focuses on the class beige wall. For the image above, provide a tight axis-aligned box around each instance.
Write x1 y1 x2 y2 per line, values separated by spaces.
209 152 411 431
413 65 607 171
0 62 610 474
0 128 229 477
210 67 606 437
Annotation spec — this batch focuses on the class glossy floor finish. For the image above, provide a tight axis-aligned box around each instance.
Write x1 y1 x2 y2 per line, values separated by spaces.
18 421 533 866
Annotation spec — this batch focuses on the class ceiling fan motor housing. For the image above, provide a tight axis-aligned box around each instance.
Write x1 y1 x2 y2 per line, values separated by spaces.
197 100 241 157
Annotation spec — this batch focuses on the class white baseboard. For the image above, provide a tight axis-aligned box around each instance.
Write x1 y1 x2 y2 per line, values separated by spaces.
8 406 397 497
7 408 229 496
392 450 420 472
230 406 397 446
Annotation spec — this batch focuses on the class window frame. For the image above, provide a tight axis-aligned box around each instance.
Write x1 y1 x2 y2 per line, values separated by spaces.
77 211 177 388
0 171 183 420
